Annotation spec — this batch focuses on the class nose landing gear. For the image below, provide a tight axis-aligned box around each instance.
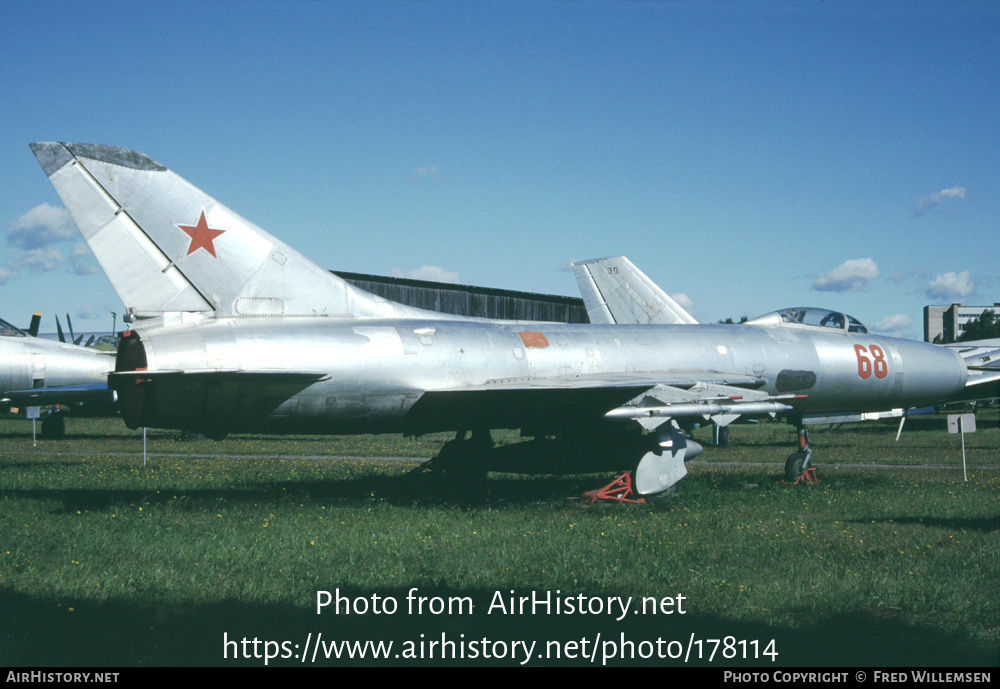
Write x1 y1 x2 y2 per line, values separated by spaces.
784 426 815 483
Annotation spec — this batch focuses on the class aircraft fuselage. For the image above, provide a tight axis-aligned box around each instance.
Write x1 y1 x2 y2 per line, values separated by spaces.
113 316 967 436
1 336 112 399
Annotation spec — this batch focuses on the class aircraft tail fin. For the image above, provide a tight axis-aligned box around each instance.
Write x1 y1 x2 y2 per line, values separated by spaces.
571 256 698 325
27 311 41 338
30 142 421 322
66 312 83 345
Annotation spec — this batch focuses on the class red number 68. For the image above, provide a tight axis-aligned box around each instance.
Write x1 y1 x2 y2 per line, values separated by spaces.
854 344 888 379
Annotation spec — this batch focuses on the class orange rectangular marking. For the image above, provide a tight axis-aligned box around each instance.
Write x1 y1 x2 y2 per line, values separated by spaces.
518 331 549 348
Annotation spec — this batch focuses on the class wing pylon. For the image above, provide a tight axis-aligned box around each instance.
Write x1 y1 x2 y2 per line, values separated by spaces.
606 382 800 430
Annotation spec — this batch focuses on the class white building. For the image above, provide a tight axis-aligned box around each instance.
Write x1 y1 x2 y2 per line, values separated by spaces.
924 303 1000 342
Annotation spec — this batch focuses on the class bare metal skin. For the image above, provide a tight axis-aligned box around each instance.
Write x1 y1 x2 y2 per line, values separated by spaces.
31 142 992 494
0 315 115 436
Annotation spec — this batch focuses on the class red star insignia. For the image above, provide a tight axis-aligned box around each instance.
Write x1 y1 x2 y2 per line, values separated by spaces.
177 210 225 258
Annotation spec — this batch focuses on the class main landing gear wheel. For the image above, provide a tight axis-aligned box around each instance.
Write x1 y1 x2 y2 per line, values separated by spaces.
713 423 730 447
415 429 492 502
41 411 66 440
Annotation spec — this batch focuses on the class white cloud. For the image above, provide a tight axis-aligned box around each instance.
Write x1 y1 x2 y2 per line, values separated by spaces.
913 186 967 216
2 203 90 283
926 271 973 301
388 265 460 284
9 246 64 273
412 166 440 182
873 314 912 333
812 258 879 292
6 203 75 250
670 293 694 312
68 243 99 276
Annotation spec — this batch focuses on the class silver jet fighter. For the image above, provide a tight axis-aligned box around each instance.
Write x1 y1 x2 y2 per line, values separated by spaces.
30 142 982 494
1 315 115 437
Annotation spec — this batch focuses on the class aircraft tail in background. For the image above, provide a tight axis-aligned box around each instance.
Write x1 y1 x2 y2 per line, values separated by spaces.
572 256 698 325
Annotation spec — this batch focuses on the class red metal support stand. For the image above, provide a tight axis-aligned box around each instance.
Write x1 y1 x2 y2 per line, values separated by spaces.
793 467 818 484
582 472 647 504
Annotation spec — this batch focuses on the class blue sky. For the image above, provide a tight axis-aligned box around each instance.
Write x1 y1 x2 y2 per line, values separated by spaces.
2 1 997 340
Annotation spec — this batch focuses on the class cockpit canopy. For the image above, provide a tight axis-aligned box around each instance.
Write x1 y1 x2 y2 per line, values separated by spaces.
745 307 868 334
0 317 27 337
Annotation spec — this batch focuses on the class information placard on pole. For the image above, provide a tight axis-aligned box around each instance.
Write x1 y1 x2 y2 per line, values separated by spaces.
947 413 976 481
27 406 40 446
947 413 976 434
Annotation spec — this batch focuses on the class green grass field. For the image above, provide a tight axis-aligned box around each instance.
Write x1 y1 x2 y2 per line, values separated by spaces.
1 413 997 666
